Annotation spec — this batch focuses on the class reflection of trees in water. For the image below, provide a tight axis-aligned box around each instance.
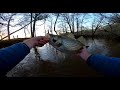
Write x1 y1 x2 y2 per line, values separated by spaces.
104 40 120 57
87 38 109 56
37 38 111 62
41 38 114 62
38 43 65 62
86 38 96 53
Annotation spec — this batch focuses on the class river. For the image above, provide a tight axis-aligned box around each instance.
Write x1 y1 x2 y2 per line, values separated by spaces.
6 38 120 77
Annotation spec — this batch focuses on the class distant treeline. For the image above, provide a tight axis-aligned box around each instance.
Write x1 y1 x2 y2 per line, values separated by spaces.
67 23 120 40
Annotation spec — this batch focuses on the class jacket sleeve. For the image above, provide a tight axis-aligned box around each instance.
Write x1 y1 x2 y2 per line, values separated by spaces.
0 42 30 76
87 54 120 77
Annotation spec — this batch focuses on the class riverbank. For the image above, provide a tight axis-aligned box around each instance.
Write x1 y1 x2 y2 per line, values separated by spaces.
0 38 30 48
0 33 120 49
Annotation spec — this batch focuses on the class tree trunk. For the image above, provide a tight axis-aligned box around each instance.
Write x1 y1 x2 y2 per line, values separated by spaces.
76 18 79 34
32 14 37 37
1 21 32 40
7 14 16 40
91 23 94 38
65 16 72 33
50 20 53 34
32 13 41 62
54 13 59 35
7 18 11 40
67 23 72 33
72 15 74 34
31 13 33 37
94 17 104 35
24 29 26 38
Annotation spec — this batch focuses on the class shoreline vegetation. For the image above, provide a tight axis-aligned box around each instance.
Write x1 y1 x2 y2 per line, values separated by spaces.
1 23 120 48
0 30 120 49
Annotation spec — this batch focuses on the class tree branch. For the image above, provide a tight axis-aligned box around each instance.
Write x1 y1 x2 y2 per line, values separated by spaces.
0 22 32 40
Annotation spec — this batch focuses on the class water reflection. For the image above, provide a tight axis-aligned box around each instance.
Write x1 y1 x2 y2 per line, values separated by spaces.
38 43 65 63
86 39 110 56
38 38 110 62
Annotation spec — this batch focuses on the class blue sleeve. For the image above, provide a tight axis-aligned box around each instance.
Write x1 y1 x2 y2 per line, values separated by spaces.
0 42 30 76
87 54 120 77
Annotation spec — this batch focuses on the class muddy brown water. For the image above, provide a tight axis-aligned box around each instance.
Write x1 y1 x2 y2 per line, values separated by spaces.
6 38 120 77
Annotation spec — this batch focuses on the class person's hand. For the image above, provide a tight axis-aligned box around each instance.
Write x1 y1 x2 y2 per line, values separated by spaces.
77 46 91 61
23 36 49 49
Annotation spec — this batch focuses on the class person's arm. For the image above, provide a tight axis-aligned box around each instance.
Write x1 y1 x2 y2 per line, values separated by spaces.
78 47 120 77
0 36 49 76
0 43 30 76
87 54 120 76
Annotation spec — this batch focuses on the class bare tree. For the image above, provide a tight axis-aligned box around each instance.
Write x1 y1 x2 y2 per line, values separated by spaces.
109 13 120 23
61 13 72 33
91 13 105 36
0 13 30 40
80 14 87 35
97 13 120 37
50 19 53 34
47 16 53 34
53 13 59 35
30 13 48 61
76 17 79 34
32 13 38 37
7 13 16 40
46 13 60 34
71 14 75 33
31 13 48 37
30 13 33 37
24 28 27 38
0 13 8 26
0 13 17 40
58 20 68 33
0 13 48 40
0 21 32 40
